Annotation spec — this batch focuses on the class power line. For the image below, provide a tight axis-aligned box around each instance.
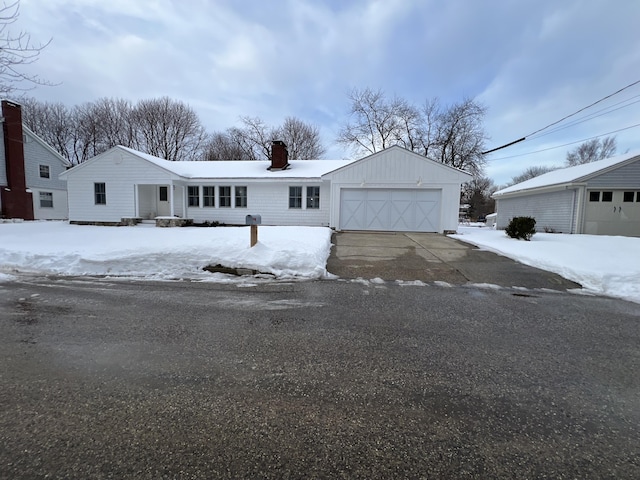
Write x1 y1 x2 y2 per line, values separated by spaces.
487 123 640 161
482 79 640 155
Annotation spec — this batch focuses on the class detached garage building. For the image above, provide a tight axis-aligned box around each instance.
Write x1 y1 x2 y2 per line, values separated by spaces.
60 143 471 233
493 151 640 236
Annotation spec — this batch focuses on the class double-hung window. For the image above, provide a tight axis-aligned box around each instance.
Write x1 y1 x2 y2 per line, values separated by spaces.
235 186 247 208
289 186 302 209
39 165 50 179
94 183 106 205
203 186 215 207
188 186 200 207
39 191 53 208
219 186 231 207
306 186 320 209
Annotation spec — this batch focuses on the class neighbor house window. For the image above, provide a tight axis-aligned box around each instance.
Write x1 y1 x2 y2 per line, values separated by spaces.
306 186 320 209
94 183 106 205
602 191 613 202
235 186 247 208
289 186 302 208
39 165 50 179
589 191 600 202
39 191 53 208
623 191 634 202
188 186 200 207
219 186 231 207
203 186 215 207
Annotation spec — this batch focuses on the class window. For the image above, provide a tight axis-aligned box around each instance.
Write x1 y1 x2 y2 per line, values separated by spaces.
589 191 600 202
159 186 168 202
623 191 634 202
289 186 302 208
203 186 215 207
306 186 320 209
602 191 613 202
39 191 53 208
94 183 106 205
39 165 50 179
637 192 640 202
219 186 231 207
235 186 247 208
188 186 200 207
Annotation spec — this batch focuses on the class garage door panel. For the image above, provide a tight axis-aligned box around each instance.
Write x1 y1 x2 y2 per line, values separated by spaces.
340 189 440 232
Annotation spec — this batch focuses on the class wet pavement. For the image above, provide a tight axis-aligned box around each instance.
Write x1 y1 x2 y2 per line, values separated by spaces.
327 231 581 290
1 276 639 479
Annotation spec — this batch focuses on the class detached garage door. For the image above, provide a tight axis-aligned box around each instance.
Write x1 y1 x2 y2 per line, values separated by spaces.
340 189 441 232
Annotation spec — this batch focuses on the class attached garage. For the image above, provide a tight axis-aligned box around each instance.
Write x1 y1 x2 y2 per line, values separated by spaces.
340 188 441 232
323 146 472 233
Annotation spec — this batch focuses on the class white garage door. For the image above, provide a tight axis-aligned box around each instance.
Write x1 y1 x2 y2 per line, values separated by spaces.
340 189 441 232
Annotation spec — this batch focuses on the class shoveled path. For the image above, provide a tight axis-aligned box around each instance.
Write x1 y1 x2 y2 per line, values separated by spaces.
327 231 581 290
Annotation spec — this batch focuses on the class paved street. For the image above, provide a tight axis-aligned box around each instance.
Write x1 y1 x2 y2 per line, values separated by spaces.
1 276 639 479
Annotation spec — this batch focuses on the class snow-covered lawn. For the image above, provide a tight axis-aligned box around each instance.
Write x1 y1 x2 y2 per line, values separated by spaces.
0 221 331 283
451 225 640 304
1 221 639 305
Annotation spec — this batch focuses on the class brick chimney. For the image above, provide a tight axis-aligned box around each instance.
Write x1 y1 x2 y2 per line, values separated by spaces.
269 140 289 170
1 99 34 220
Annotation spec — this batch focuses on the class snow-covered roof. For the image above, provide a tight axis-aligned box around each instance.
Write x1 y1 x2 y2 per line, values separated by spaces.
494 150 640 196
119 146 355 179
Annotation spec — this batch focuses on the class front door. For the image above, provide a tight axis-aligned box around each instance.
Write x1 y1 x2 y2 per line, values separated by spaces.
157 186 170 216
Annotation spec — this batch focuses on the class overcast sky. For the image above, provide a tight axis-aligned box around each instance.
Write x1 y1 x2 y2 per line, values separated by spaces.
16 0 640 185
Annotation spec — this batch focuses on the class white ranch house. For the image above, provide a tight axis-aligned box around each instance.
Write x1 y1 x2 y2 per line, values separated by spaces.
493 150 640 237
60 143 472 233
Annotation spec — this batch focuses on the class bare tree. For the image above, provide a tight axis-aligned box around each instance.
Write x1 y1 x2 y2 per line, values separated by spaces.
338 88 487 175
0 1 53 95
565 136 617 166
204 116 326 161
201 131 252 161
508 165 558 186
278 116 326 159
20 96 74 159
132 97 207 161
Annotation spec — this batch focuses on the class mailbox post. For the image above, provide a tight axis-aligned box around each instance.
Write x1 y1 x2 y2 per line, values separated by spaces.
245 215 262 247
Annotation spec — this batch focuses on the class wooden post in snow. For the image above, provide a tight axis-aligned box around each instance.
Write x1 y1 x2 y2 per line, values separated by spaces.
250 224 258 247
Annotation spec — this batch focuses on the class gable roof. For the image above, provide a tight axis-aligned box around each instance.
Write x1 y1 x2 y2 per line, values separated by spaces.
494 150 640 196
23 126 72 167
61 146 356 180
321 145 473 179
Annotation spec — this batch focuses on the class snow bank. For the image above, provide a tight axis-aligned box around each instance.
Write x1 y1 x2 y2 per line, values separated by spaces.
0 222 332 281
452 226 640 304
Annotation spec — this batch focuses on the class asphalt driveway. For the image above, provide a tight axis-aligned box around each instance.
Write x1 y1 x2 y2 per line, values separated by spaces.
327 231 580 290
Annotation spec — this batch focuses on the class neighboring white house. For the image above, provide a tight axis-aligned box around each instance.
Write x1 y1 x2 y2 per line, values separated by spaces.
60 143 472 233
493 150 640 236
0 99 71 220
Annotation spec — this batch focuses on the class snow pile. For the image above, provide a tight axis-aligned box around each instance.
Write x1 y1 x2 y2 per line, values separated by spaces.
0 222 332 281
452 226 640 304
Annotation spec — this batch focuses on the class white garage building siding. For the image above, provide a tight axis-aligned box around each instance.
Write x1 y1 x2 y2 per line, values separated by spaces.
324 147 472 233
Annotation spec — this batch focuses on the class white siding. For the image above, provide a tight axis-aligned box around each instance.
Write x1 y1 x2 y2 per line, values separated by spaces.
65 149 178 222
324 147 470 233
185 181 331 226
496 189 576 233
31 188 68 220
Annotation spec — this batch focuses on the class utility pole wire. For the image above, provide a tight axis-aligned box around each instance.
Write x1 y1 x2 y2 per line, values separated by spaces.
481 78 640 155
